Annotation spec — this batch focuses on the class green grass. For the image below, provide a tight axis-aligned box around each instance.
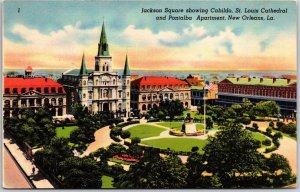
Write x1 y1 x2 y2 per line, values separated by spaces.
101 175 114 189
108 158 135 165
127 124 166 139
272 129 297 141
157 122 218 131
247 131 270 147
141 138 209 153
56 126 78 138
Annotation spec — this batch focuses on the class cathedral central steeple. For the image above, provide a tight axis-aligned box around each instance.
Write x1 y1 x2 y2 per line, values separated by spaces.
97 22 110 56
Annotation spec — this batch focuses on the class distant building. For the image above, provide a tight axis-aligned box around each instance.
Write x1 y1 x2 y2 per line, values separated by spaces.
191 84 218 106
185 74 204 86
61 23 131 116
217 77 297 117
3 66 67 117
130 76 191 113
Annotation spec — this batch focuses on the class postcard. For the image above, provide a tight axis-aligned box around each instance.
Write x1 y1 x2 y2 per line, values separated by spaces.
2 0 297 189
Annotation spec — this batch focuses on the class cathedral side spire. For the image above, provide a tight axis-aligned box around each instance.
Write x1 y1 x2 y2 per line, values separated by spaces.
123 54 130 76
80 52 88 75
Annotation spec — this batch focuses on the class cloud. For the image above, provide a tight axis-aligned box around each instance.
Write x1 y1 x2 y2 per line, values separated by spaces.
4 22 296 71
183 24 206 37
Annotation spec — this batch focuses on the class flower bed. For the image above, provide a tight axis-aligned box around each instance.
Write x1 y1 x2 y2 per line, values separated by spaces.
113 154 140 163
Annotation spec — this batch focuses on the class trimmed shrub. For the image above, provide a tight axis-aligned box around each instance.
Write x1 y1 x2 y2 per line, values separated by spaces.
262 139 272 146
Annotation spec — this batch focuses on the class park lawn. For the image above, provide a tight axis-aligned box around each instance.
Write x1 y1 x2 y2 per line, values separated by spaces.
141 138 209 153
101 175 114 189
247 131 270 147
56 126 79 138
127 124 166 139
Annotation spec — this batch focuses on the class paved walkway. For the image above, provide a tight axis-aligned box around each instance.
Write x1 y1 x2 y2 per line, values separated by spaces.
3 147 32 189
3 134 54 188
83 126 115 156
250 121 297 174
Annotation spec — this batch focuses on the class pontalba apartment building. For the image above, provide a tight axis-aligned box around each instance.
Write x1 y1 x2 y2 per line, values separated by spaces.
3 66 67 117
217 77 297 117
61 23 131 116
130 76 191 113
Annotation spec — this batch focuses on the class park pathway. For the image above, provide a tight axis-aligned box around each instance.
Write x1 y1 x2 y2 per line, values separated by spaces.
268 136 297 174
83 126 115 156
250 120 297 174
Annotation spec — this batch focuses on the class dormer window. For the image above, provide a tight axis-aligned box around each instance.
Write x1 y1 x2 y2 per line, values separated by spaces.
5 88 10 94
21 88 26 93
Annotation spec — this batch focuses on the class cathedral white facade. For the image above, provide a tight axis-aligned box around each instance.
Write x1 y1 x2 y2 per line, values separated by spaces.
61 23 131 116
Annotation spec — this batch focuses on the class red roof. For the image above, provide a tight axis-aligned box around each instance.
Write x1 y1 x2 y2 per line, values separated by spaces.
26 66 33 71
185 77 202 86
131 76 189 88
4 77 65 94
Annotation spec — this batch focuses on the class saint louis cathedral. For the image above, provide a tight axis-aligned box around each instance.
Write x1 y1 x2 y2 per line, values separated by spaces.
61 23 131 116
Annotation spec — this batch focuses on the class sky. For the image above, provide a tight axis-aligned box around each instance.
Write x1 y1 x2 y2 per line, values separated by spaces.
3 0 297 71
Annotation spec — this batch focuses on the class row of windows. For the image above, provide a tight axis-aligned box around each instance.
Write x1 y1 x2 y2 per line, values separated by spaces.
5 87 63 94
141 101 189 111
4 98 64 108
219 87 296 99
141 93 189 101
134 84 189 90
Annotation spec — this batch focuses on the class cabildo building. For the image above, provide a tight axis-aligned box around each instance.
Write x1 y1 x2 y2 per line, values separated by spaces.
61 23 131 116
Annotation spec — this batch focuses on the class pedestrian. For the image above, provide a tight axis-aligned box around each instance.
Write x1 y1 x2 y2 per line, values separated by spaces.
32 166 36 175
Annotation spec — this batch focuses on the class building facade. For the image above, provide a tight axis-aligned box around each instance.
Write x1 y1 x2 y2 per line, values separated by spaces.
130 76 191 113
191 84 218 106
217 77 297 117
3 67 67 117
61 23 131 116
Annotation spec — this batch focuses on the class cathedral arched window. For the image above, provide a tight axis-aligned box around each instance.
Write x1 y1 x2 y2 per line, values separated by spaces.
103 66 105 71
106 65 109 71
113 79 116 85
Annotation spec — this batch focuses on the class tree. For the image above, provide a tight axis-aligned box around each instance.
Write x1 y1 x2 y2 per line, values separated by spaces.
269 121 274 128
59 157 102 189
131 137 141 145
203 122 266 188
254 101 279 118
72 103 89 120
114 155 188 188
120 130 131 140
253 123 259 131
148 100 184 120
266 154 292 186
206 117 213 129
186 152 208 188
34 137 72 175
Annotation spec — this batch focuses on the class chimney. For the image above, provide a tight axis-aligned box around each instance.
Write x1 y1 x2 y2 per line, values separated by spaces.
248 77 251 82
287 79 291 84
273 78 276 83
260 78 263 83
